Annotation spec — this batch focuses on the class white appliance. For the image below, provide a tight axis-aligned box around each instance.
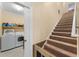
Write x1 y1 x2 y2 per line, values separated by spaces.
1 29 24 51
15 32 24 47
1 29 16 51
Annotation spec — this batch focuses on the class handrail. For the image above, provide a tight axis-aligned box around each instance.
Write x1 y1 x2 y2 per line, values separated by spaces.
71 3 78 37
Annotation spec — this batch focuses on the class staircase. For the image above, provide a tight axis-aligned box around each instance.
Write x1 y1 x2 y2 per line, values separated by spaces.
33 9 77 57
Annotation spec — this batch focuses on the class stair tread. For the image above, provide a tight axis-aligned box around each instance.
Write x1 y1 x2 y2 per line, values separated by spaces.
50 35 77 45
56 26 71 28
54 30 71 32
54 28 71 30
47 39 76 48
52 31 71 34
55 28 71 30
47 40 77 54
61 18 73 21
52 32 71 37
60 19 73 22
45 44 76 57
44 45 69 57
56 26 72 28
57 24 72 26
51 35 76 40
57 25 72 26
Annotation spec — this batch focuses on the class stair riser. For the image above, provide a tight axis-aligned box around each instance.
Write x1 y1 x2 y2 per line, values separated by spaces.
63 10 73 17
61 18 73 21
57 23 72 26
63 12 73 16
57 24 72 27
58 20 72 23
58 21 72 24
47 40 77 54
59 19 73 23
56 26 72 28
52 32 71 37
62 16 73 20
50 36 77 45
59 21 73 24
61 16 73 19
58 24 72 27
44 45 69 57
54 28 71 30
55 28 71 30
54 30 71 32
62 13 73 19
55 26 72 29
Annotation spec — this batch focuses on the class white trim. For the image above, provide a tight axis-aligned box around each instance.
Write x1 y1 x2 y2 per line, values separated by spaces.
23 3 32 57
71 3 79 37
17 2 32 57
71 3 77 37
24 7 32 57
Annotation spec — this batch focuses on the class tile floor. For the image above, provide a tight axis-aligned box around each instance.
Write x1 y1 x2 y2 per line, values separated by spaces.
0 47 24 57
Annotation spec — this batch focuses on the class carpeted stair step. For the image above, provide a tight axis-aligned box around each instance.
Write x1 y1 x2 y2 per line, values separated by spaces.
44 44 76 57
52 32 71 37
49 35 77 45
54 29 71 32
47 39 77 54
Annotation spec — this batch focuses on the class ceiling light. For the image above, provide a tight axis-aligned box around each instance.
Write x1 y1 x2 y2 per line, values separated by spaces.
12 4 23 11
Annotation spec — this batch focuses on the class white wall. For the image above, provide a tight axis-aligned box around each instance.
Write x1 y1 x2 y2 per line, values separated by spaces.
76 3 79 56
2 10 24 25
32 2 67 44
76 3 79 33
0 3 2 37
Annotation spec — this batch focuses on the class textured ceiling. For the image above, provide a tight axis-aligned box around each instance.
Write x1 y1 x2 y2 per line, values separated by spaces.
2 2 24 16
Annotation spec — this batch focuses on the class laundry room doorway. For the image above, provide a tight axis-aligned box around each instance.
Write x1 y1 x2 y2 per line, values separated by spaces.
0 2 25 57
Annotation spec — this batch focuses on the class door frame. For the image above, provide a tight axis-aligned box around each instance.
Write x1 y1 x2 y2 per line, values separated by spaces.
14 2 32 57
24 3 32 57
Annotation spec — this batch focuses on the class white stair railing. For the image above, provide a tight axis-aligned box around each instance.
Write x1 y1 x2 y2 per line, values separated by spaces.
71 3 79 37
